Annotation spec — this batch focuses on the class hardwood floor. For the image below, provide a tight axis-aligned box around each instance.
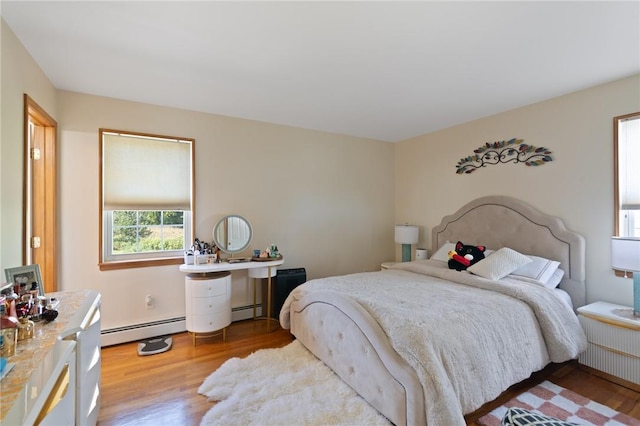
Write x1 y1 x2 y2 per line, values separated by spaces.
98 320 293 426
98 320 640 425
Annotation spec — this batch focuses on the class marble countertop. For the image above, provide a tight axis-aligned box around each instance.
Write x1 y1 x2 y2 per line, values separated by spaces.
0 289 95 420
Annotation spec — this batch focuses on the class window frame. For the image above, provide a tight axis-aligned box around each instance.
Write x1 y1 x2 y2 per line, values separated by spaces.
98 129 195 271
613 112 640 277
102 210 192 262
614 112 640 237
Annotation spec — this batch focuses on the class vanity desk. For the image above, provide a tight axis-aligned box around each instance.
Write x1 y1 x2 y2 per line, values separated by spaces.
181 214 285 342
179 257 285 341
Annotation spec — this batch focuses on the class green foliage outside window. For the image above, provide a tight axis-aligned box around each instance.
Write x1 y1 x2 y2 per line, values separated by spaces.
113 211 185 254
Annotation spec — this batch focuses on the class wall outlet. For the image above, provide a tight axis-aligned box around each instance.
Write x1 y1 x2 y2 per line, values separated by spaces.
145 294 154 309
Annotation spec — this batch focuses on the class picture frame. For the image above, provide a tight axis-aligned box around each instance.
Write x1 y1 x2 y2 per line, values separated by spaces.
4 264 45 297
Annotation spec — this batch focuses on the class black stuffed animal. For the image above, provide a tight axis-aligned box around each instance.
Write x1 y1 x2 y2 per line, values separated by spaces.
447 241 486 271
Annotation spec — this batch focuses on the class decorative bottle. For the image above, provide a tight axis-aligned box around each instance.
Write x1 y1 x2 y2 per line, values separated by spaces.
17 317 35 341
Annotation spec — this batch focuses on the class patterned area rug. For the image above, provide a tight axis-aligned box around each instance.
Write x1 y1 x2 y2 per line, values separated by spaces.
478 380 640 426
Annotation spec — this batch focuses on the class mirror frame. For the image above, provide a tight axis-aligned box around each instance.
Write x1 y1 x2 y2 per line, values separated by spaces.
212 215 253 254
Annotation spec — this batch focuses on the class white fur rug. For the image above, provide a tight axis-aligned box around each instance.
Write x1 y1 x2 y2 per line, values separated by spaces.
198 340 390 426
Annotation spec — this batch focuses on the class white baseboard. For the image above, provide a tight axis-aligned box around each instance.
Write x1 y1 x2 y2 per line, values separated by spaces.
100 305 264 347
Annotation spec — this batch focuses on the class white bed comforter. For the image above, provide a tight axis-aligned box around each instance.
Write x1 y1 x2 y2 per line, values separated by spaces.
280 260 587 426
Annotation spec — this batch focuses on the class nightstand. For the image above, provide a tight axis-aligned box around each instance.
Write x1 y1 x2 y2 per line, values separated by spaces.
381 262 397 270
577 301 640 390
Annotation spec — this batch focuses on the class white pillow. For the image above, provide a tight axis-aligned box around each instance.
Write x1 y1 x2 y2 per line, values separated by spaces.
468 247 532 280
509 267 565 289
509 256 561 285
430 242 456 262
545 268 565 288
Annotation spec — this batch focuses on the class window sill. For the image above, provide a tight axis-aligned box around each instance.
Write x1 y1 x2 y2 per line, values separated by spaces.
99 257 183 271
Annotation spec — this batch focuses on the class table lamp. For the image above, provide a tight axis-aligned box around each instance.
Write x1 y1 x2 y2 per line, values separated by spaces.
611 236 640 316
395 225 419 262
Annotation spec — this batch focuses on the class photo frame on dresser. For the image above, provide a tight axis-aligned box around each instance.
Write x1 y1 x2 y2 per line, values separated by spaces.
4 264 44 297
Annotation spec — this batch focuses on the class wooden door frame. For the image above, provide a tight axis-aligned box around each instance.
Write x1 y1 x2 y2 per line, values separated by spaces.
24 94 57 293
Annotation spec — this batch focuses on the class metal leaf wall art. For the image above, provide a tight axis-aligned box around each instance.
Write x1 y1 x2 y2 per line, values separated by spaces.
455 138 553 175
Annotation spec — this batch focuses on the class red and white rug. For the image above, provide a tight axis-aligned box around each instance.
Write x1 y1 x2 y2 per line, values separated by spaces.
478 380 640 426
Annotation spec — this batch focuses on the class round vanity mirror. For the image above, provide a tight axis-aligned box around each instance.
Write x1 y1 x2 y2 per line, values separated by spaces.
212 215 253 254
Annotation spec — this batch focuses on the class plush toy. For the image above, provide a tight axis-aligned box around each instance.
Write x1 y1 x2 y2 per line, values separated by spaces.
448 241 486 271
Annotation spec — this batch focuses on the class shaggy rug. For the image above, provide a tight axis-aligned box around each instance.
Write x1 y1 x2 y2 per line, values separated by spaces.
478 380 640 426
199 342 639 426
198 340 390 426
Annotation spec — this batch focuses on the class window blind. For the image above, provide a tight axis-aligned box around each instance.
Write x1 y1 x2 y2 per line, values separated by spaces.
103 133 192 210
619 117 640 210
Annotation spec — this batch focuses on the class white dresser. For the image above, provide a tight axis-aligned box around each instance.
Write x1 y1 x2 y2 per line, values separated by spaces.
577 301 640 390
1 290 102 425
185 271 232 345
59 291 102 425
5 340 77 426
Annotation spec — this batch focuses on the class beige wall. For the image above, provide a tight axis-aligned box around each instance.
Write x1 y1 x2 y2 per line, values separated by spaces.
1 19 395 334
0 19 58 275
56 91 395 331
4 16 640 336
395 74 640 306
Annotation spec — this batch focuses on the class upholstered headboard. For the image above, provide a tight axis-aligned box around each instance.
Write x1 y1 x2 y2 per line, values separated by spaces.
432 195 586 309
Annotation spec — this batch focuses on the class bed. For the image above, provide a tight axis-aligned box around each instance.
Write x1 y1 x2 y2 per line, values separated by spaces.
279 195 588 426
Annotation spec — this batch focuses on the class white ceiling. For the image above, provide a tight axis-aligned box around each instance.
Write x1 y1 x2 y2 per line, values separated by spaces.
2 1 639 142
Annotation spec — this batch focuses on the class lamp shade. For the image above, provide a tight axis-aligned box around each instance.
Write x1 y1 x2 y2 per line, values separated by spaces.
395 225 419 244
611 237 640 272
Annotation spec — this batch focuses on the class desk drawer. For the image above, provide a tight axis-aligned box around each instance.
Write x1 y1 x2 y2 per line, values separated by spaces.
191 295 228 315
187 312 231 333
186 274 230 298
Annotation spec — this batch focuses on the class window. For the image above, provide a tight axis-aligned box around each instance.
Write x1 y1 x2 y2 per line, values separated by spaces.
614 112 640 238
99 129 194 270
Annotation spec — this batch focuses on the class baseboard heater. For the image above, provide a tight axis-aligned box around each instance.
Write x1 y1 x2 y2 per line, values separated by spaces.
232 304 263 319
101 316 186 347
100 305 262 347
